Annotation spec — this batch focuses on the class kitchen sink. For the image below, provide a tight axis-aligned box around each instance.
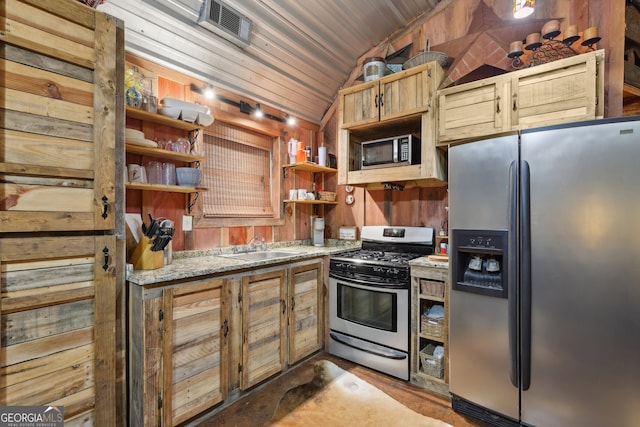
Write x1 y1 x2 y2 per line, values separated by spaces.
217 250 298 261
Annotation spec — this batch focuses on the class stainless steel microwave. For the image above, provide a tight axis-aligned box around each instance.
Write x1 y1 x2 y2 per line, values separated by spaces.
360 134 421 169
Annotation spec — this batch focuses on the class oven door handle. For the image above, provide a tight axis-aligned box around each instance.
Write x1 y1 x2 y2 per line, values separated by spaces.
330 331 407 360
329 272 407 289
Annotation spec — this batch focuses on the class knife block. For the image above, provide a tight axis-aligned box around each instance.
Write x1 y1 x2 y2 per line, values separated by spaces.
129 236 164 270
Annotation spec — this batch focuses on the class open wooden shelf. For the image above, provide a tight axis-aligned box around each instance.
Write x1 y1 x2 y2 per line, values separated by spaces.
125 144 206 163
283 162 337 173
284 199 338 205
126 106 203 131
125 182 205 193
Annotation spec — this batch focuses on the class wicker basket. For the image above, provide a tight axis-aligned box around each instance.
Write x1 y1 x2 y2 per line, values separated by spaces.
318 191 336 202
420 344 444 379
420 279 444 298
421 314 444 337
403 38 448 70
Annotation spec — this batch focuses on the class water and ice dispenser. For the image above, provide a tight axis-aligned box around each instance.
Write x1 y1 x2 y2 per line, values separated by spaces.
451 229 509 298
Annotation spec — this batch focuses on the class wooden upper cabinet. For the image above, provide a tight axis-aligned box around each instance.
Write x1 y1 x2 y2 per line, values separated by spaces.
338 80 380 128
438 50 605 145
437 79 510 144
0 0 121 232
339 62 442 129
380 64 437 121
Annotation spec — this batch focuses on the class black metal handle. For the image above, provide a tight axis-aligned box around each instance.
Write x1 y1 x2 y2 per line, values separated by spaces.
379 92 384 108
223 319 229 338
291 297 295 311
521 159 532 391
513 93 518 111
102 246 110 271
374 94 379 108
101 195 108 219
508 160 519 388
496 95 501 114
281 299 286 315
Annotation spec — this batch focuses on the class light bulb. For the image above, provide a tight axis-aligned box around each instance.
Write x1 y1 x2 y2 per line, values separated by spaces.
254 103 263 118
204 85 215 100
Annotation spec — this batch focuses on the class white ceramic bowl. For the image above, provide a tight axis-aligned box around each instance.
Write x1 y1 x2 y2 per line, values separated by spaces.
162 98 209 113
197 113 214 126
158 107 181 119
176 167 201 187
180 109 198 123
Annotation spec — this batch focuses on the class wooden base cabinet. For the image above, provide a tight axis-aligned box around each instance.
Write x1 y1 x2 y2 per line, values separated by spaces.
410 264 449 396
0 235 117 425
437 50 605 145
288 261 323 364
130 258 324 425
129 278 228 427
240 269 286 390
240 259 324 389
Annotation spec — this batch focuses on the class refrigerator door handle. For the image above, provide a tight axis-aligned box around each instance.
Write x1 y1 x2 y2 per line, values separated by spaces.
508 160 519 388
521 160 532 391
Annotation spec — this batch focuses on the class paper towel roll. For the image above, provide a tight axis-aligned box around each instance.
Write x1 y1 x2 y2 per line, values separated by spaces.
318 146 327 166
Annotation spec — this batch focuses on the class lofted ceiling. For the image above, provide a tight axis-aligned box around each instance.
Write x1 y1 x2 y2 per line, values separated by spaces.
99 0 446 124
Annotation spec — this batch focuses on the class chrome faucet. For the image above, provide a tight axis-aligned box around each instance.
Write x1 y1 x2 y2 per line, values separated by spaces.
247 235 262 252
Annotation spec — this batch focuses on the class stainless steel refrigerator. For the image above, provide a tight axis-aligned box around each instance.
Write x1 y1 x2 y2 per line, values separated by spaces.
448 118 640 427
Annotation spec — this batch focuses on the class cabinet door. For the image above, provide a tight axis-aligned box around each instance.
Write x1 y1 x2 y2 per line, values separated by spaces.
163 279 227 426
338 81 380 128
0 3 119 232
288 260 323 364
438 78 510 144
241 269 286 389
380 63 434 122
511 50 604 130
0 235 116 425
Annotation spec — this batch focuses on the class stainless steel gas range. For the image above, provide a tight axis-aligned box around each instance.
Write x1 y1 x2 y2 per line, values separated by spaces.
329 225 435 380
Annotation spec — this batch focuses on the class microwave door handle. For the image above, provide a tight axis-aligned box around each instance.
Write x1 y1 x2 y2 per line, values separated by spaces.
393 139 398 162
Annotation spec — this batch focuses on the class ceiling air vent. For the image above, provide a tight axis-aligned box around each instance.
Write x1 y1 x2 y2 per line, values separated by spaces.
198 0 252 47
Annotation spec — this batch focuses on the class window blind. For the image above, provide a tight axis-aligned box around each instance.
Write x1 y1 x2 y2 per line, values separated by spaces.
202 122 273 217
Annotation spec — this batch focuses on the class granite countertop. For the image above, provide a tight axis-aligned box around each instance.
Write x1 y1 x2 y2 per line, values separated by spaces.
409 256 449 269
127 239 361 286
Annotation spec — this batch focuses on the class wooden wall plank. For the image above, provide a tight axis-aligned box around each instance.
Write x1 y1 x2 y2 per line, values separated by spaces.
1 299 94 347
1 59 93 106
0 212 96 233
93 234 116 425
1 327 93 367
0 360 94 406
1 344 93 388
2 0 95 69
17 0 97 33
3 44 93 82
1 109 93 141
93 11 119 232
2 88 94 125
0 184 94 212
0 129 95 172
0 236 96 262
